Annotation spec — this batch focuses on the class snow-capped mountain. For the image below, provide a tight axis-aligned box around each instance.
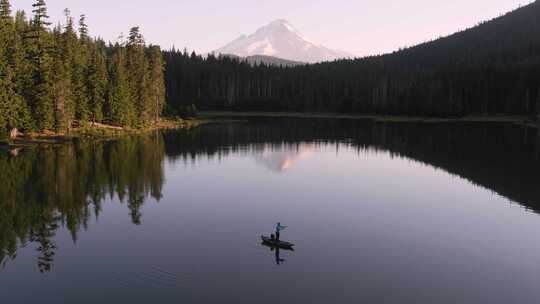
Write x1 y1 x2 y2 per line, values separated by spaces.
214 19 354 63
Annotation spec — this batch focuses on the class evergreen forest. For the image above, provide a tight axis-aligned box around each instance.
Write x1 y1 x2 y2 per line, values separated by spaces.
3 0 540 138
0 0 166 138
164 1 540 118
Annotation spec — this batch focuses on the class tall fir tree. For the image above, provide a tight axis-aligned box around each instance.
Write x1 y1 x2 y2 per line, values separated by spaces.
148 46 165 123
29 0 54 130
88 44 107 123
67 9 90 123
0 0 11 23
0 0 11 133
59 9 76 126
0 2 31 135
12 10 33 130
108 47 133 126
78 14 88 41
0 20 30 135
30 0 51 48
127 27 152 126
52 23 73 132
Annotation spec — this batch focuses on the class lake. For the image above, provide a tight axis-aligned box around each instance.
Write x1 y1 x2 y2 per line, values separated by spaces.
1 118 540 304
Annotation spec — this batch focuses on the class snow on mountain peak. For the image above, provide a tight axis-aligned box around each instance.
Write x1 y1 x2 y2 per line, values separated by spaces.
214 20 353 63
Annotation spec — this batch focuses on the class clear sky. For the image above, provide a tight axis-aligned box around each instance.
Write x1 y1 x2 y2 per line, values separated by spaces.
12 0 530 56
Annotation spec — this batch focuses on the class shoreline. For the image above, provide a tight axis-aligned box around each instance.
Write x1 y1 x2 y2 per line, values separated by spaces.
0 118 209 148
3 111 538 149
199 111 537 125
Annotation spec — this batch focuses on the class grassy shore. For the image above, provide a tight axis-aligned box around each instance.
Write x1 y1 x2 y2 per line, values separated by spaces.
200 111 536 125
0 118 208 147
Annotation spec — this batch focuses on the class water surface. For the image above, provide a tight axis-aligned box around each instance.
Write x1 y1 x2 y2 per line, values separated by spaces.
1 119 540 303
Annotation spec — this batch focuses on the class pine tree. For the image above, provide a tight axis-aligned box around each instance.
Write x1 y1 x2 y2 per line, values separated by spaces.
148 46 165 123
0 73 10 136
0 0 11 23
11 10 33 130
33 44 54 131
12 11 31 94
51 24 72 132
88 44 107 123
58 9 77 128
28 0 54 130
0 57 30 135
78 14 88 41
126 27 151 126
0 2 31 135
108 47 133 126
65 9 90 123
0 0 10 134
30 0 51 46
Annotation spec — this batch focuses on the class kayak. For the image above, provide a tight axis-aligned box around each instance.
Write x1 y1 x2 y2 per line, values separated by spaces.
261 235 295 249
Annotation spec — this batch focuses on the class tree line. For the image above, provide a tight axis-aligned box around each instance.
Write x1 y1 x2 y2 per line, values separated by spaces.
164 1 540 118
0 0 166 138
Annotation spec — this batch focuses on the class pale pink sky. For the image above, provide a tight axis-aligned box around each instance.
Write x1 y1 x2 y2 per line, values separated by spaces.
12 0 530 56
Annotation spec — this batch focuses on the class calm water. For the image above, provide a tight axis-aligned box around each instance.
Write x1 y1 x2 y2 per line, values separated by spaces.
1 118 540 304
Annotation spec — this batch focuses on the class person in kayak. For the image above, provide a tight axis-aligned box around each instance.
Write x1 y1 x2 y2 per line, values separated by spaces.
275 222 287 241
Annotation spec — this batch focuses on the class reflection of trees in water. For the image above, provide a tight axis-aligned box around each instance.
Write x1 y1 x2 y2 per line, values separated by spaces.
0 133 165 272
32 218 59 273
165 119 540 212
1 119 539 272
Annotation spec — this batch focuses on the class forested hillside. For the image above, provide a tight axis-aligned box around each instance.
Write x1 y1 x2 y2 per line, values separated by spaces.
0 0 165 138
165 1 540 117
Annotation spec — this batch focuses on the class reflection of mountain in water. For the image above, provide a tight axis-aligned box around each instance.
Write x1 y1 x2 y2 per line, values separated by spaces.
163 118 540 213
253 144 313 172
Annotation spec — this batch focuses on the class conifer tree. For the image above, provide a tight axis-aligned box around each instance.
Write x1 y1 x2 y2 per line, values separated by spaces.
88 44 107 123
109 47 133 126
30 0 51 47
0 0 11 133
148 46 165 123
11 10 33 130
0 4 31 134
29 0 54 130
58 9 76 128
0 0 11 23
0 56 30 135
127 27 151 126
52 24 72 131
78 14 88 41
65 9 89 123
12 11 32 102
